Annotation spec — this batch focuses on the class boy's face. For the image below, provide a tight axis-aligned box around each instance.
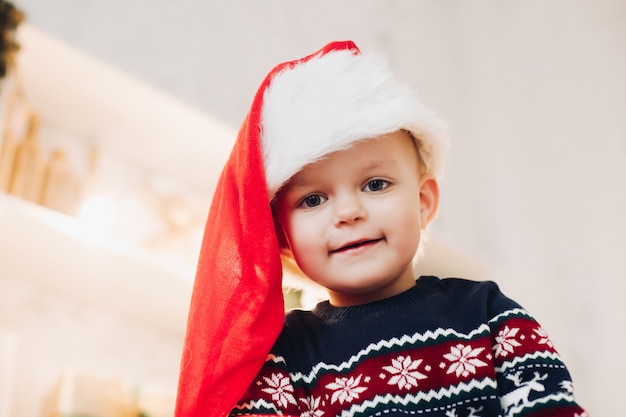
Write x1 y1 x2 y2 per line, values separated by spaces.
274 130 439 306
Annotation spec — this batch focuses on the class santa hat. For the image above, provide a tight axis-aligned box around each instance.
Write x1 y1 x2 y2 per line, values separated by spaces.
175 40 449 417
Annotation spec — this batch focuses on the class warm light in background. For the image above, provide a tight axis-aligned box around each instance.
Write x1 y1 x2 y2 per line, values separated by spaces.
79 195 118 233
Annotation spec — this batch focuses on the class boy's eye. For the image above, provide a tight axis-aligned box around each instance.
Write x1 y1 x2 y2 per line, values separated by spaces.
363 179 389 192
299 194 327 208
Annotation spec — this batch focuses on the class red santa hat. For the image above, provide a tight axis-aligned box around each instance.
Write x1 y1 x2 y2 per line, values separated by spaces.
175 40 449 417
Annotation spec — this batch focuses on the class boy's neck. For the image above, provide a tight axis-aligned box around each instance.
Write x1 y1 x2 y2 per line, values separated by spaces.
327 272 417 307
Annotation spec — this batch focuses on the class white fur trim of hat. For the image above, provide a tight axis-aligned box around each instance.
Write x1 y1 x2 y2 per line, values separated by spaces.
260 46 450 199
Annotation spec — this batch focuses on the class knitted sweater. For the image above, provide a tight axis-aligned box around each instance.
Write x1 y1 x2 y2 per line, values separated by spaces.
231 277 587 417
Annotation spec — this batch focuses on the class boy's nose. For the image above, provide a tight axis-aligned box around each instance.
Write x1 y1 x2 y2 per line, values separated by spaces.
334 194 367 225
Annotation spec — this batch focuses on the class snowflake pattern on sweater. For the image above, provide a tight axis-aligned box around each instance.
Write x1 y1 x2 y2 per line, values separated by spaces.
231 277 587 417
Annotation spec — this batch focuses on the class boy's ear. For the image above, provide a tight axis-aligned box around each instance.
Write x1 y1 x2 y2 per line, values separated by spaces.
419 174 439 228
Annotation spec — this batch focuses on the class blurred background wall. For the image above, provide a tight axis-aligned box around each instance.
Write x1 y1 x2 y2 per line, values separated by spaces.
1 1 624 416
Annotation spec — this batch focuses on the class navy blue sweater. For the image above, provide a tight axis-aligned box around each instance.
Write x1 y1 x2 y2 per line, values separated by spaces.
232 277 586 417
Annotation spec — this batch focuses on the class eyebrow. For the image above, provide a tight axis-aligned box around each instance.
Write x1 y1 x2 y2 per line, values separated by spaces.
359 158 399 171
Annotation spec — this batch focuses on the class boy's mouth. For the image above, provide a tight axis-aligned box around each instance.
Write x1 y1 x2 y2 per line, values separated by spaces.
330 238 383 254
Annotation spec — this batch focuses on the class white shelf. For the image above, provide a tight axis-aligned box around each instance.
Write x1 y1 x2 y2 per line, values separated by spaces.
16 24 236 193
0 192 193 336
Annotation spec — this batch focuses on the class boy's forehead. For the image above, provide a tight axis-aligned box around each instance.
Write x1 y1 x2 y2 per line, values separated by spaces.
281 131 418 187
289 157 399 185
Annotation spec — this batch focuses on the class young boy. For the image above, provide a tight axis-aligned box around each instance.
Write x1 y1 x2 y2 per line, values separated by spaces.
175 41 587 417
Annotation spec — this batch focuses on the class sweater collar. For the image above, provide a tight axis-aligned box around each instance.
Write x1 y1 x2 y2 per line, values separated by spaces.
312 276 441 320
